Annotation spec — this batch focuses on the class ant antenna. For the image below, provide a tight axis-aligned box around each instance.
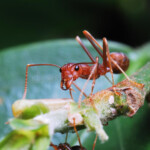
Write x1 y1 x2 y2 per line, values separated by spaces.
23 64 61 99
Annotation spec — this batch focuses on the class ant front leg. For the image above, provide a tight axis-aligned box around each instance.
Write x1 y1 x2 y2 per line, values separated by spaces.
69 88 74 99
69 83 87 100
72 82 87 97
22 63 61 99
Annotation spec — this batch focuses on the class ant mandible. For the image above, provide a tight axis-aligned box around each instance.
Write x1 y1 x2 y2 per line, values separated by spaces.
22 30 129 99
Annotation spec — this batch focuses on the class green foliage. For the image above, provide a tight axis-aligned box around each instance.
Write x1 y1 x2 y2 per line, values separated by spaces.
0 119 50 150
0 40 150 150
17 103 49 119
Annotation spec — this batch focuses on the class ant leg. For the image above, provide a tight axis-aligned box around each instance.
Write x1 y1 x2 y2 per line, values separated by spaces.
70 84 88 100
103 38 142 93
101 38 131 82
88 58 99 112
73 118 83 150
50 143 58 150
76 36 95 63
69 88 74 99
108 56 142 88
90 76 96 98
83 31 113 85
83 31 117 86
90 57 99 97
83 30 103 58
60 143 72 150
103 38 115 87
92 135 98 150
83 30 109 72
22 64 61 99
83 30 133 84
72 82 87 97
110 58 132 81
78 60 98 108
103 38 122 95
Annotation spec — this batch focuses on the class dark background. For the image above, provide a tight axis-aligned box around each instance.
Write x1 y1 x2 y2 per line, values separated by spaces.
0 0 150 50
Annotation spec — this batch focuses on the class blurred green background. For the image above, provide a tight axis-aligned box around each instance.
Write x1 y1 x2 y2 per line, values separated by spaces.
0 0 150 50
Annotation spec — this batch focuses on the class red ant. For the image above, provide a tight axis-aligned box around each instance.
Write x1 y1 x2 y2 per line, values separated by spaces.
59 31 129 96
50 117 98 150
50 118 87 150
22 30 129 99
50 143 86 150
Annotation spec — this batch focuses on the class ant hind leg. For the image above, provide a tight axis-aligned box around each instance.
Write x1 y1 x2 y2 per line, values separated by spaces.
103 38 115 87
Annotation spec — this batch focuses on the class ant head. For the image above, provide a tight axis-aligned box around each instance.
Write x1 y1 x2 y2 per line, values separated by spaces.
59 63 82 90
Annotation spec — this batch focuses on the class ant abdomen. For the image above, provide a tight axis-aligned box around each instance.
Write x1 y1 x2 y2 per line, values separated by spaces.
110 52 129 74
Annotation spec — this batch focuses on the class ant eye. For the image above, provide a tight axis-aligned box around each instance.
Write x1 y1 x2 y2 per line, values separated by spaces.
75 65 79 71
59 68 62 72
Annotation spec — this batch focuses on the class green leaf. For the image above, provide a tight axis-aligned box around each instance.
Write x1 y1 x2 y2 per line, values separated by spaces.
0 39 150 150
31 136 50 150
0 130 34 150
12 100 50 119
0 119 50 150
10 118 47 131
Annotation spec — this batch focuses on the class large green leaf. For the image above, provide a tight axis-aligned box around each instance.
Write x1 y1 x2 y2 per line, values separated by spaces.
0 39 150 150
